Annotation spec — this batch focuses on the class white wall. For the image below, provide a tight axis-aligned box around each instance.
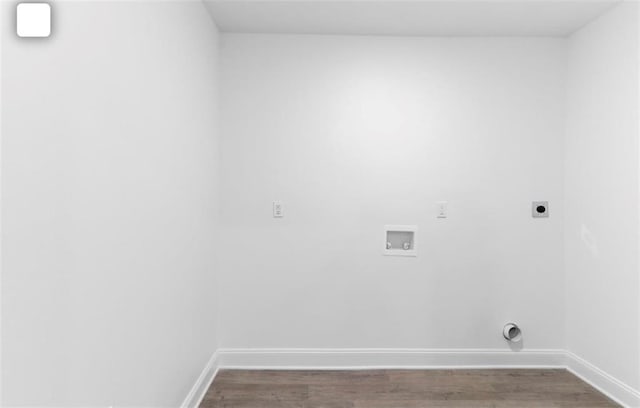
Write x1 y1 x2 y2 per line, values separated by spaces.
1 2 221 406
3 1 639 405
565 2 640 392
219 35 566 350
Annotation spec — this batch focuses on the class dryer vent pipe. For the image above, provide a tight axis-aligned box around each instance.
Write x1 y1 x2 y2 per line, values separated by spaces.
503 323 522 342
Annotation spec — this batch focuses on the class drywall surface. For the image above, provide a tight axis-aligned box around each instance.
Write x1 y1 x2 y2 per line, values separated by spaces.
219 34 566 350
1 2 221 406
565 2 640 391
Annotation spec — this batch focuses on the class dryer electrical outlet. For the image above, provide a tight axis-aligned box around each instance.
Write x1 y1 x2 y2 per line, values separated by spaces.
532 201 549 218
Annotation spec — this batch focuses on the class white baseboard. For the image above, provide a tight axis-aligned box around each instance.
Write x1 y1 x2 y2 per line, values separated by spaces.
183 348 640 408
217 348 566 369
565 351 640 408
180 351 220 408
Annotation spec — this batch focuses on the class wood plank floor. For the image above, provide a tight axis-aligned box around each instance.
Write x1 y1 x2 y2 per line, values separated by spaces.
200 369 620 408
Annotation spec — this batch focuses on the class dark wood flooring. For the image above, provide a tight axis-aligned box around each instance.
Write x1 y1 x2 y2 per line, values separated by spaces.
200 369 619 408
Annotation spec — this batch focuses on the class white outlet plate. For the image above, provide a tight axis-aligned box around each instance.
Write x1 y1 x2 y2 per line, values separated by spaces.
436 201 448 218
273 201 283 218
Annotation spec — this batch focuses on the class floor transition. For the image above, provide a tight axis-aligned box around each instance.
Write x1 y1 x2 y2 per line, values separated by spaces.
200 369 619 407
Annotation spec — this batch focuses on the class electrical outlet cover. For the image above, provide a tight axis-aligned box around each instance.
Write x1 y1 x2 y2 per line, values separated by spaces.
532 201 549 218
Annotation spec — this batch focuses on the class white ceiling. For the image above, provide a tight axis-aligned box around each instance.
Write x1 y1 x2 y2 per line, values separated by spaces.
203 0 621 37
